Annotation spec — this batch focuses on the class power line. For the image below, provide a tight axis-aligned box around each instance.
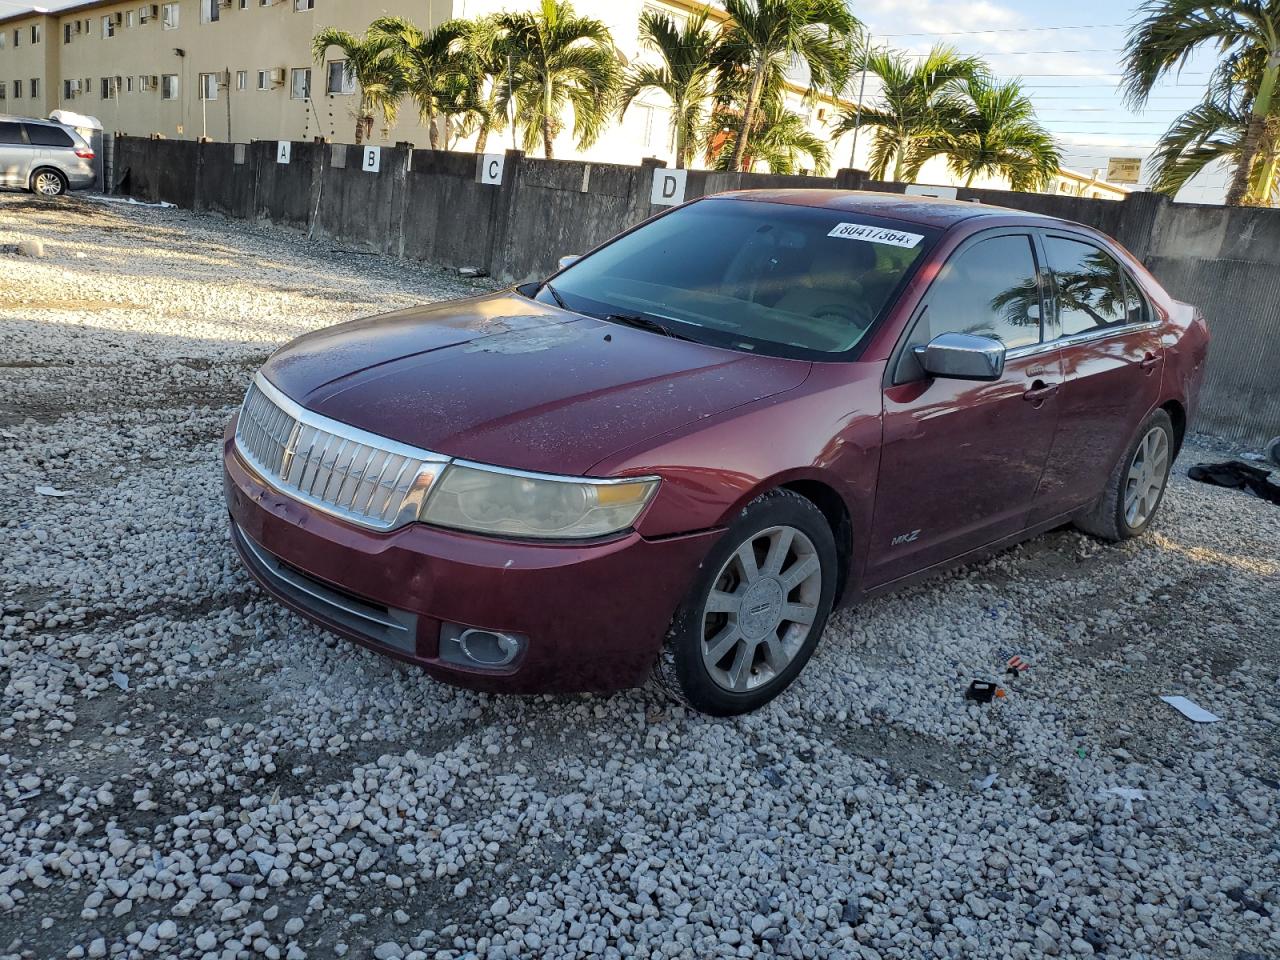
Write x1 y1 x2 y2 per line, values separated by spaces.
877 23 1131 37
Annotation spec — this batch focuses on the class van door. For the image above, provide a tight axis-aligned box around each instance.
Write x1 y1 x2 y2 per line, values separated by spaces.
0 120 29 187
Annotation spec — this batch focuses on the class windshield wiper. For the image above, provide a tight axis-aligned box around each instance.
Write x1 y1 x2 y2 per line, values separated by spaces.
542 282 569 310
605 312 696 342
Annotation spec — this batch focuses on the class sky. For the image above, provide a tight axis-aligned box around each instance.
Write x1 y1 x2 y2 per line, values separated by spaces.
856 0 1228 201
3 0 1230 202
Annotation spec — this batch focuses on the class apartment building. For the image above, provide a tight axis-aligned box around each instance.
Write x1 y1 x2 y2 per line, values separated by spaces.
0 0 865 171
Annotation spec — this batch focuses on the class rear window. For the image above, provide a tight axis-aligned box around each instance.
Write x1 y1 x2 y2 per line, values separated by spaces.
24 123 75 147
537 197 937 359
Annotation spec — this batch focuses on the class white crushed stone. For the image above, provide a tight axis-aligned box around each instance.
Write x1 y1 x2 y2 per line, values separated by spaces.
0 194 1277 959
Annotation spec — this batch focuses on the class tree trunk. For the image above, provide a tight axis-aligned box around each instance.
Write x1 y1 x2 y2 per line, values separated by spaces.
892 138 910 182
1227 111 1267 205
965 169 976 188
674 99 686 170
731 58 767 172
427 106 440 150
542 112 555 159
476 122 489 153
355 98 368 145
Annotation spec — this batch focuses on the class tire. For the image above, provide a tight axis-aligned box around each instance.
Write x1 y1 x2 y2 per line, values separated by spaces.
1074 409 1175 541
655 489 838 716
30 168 68 198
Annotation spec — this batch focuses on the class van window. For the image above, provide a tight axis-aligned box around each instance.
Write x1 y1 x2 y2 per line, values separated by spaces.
25 124 76 147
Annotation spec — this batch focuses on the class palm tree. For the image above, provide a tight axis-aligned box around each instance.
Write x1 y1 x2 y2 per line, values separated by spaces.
370 16 468 150
933 76 1060 189
312 26 406 144
831 45 983 182
455 14 513 154
708 101 830 173
1123 0 1280 206
619 10 718 169
496 0 621 159
715 0 859 172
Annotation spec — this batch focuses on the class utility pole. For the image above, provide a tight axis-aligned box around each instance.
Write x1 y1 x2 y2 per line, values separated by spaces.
848 32 871 169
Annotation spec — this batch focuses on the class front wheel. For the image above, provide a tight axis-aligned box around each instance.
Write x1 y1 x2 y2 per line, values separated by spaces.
1075 409 1174 541
31 169 69 198
656 489 838 716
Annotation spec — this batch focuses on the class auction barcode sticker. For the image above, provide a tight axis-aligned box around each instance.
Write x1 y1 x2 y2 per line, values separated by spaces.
827 222 924 248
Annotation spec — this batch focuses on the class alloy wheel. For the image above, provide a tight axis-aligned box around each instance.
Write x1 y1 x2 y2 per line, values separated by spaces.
35 172 64 197
700 525 824 693
1124 426 1169 527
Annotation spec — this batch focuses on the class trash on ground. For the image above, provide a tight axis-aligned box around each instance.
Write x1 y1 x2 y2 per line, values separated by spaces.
86 195 176 209
1006 654 1030 674
111 671 129 691
35 484 74 497
1160 695 1221 723
458 266 488 278
1187 461 1280 505
974 771 998 790
965 679 1005 703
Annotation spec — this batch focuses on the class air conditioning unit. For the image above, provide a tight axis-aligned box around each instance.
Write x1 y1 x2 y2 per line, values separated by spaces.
146 4 159 20
218 0 232 7
269 67 286 85
71 79 82 93
74 20 83 33
113 11 124 24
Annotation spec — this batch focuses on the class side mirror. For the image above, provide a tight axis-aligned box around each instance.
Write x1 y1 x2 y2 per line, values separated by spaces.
913 332 1006 381
557 254 580 271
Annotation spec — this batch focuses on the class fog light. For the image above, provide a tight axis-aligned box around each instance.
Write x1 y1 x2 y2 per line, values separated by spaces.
439 624 526 670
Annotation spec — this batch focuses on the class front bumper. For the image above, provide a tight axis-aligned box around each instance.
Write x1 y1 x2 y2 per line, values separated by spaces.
223 429 720 693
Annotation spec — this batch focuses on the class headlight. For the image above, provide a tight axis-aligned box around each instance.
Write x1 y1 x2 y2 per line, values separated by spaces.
420 463 660 539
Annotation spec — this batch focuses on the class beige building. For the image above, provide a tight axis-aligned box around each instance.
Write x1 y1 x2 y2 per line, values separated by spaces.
0 0 1129 195
0 0 861 171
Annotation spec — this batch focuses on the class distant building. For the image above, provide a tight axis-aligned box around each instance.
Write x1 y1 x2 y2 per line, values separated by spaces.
1049 166 1130 200
0 0 1138 196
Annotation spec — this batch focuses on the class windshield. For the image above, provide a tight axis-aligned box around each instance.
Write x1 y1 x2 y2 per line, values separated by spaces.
534 197 937 359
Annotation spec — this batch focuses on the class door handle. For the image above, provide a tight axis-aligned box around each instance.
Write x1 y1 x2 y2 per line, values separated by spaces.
1023 380 1059 403
1140 352 1159 372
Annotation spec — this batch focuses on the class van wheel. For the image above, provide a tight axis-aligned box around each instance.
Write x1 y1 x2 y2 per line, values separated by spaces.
31 169 69 198
1075 409 1174 541
655 489 837 716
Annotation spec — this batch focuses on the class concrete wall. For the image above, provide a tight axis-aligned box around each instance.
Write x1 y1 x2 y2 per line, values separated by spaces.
110 135 1280 447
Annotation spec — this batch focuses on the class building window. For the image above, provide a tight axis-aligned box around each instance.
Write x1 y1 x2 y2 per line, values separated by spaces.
256 69 268 90
0 85 5 101
201 0 220 23
101 76 114 99
139 5 153 24
239 0 248 7
294 0 314 9
126 76 135 93
31 23 42 43
162 3 179 29
199 72 219 100
325 60 354 95
0 30 6 48
126 10 134 27
103 16 116 38
235 69 247 90
64 23 72 43
162 73 179 99
12 28 19 46
13 79 22 99
290 67 310 100
30 78 39 99
63 79 74 98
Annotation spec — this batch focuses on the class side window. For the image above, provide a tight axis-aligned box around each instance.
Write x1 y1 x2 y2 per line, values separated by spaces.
0 120 24 144
24 124 75 147
1122 274 1148 325
1044 236 1127 336
895 234 1042 382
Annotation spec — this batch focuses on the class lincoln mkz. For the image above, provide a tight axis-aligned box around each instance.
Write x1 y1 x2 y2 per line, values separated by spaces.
223 191 1208 714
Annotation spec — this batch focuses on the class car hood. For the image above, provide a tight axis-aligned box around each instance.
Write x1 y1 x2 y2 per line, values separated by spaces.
261 291 812 475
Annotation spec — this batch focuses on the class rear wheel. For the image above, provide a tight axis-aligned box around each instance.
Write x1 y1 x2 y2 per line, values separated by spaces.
1075 409 1174 541
31 168 68 198
656 489 837 715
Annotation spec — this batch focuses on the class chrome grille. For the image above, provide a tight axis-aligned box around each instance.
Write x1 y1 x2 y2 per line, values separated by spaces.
234 374 449 531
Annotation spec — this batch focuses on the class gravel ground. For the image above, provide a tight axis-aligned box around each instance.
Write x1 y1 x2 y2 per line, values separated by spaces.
1 194 1278 960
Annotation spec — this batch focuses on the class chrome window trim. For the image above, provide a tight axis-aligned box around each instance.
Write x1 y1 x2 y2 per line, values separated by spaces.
1007 318 1162 360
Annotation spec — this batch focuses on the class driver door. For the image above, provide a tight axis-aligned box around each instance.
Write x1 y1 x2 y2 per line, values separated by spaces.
864 231 1063 587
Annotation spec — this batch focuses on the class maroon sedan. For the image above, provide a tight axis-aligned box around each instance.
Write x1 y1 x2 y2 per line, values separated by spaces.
224 191 1208 715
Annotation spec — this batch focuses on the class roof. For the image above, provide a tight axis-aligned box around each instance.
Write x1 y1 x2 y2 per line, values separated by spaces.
0 1 107 28
719 189 1042 229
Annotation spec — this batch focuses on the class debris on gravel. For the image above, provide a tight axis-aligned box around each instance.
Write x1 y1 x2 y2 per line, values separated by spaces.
1 195 1278 959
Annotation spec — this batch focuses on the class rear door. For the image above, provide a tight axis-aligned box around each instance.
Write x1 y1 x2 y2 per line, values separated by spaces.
1028 232 1165 523
0 120 29 186
866 230 1064 586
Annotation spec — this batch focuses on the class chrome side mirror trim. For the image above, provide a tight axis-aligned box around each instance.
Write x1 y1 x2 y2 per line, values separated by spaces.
913 332 1006 382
